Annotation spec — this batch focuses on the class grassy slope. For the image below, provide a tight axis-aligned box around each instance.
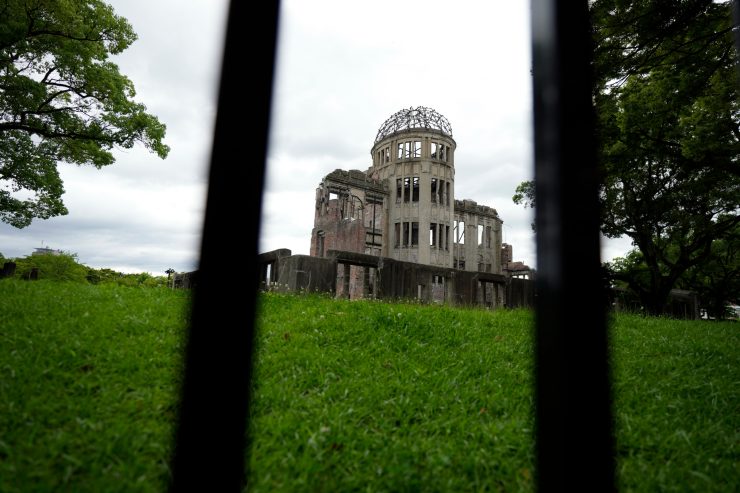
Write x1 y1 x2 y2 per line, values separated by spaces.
610 313 739 492
0 282 737 492
248 293 535 492
0 280 189 493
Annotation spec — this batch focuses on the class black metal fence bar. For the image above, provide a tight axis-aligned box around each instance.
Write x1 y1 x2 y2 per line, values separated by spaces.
531 1 615 491
168 2 280 492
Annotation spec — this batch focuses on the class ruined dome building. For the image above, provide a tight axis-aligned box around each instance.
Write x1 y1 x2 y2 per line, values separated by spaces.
312 106 501 271
301 106 530 303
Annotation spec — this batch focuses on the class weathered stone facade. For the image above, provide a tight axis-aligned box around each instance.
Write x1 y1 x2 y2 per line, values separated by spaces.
309 106 519 299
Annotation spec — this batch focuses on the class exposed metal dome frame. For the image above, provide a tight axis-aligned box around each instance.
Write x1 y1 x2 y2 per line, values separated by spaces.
374 106 453 144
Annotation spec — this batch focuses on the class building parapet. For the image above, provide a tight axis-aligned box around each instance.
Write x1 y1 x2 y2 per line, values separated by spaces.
454 199 499 218
323 169 387 195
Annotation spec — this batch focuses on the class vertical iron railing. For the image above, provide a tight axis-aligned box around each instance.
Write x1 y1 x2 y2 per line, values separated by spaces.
531 1 615 491
169 0 614 491
168 2 280 492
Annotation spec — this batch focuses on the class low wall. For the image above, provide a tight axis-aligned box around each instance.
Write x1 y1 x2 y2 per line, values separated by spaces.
257 248 533 309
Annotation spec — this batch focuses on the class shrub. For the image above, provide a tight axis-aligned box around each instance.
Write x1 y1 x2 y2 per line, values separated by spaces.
13 252 88 282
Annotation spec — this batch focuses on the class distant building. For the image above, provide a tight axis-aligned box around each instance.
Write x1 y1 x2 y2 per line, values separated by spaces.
32 247 62 256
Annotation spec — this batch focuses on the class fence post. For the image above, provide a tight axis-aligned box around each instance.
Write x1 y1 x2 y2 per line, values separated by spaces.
531 0 615 490
167 2 280 492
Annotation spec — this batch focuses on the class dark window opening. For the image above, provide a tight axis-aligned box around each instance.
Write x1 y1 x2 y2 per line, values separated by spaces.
431 178 437 203
403 222 409 246
394 222 400 247
396 178 402 203
411 222 419 246
317 231 325 257
403 177 411 203
429 222 437 246
412 176 419 202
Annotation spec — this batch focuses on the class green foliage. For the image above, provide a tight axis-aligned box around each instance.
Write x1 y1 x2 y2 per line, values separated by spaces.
593 0 739 315
12 251 88 282
512 180 536 231
511 180 535 209
678 222 740 318
516 1 739 315
85 266 169 287
0 0 170 228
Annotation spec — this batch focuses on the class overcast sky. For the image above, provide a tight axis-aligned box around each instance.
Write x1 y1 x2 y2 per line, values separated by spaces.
0 0 633 274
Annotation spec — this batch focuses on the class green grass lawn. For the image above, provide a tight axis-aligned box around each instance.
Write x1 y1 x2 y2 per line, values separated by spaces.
0 281 737 492
0 280 189 493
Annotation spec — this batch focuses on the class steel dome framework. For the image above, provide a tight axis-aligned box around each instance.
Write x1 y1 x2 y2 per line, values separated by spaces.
374 106 453 144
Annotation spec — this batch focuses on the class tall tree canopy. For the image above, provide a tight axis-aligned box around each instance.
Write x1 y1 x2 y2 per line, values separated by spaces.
516 0 739 315
0 0 169 228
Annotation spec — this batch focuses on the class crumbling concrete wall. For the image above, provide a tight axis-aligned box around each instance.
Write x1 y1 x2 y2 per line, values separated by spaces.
310 169 387 259
258 248 523 308
452 199 503 274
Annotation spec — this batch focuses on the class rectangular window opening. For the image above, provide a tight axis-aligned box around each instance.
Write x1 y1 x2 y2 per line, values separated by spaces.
317 232 325 257
396 178 402 203
411 222 419 246
412 176 419 202
429 222 437 246
403 222 410 246
403 177 411 203
430 142 438 159
454 220 465 245
431 178 437 203
394 222 401 247
413 141 421 158
404 141 412 158
478 224 484 246
446 182 450 206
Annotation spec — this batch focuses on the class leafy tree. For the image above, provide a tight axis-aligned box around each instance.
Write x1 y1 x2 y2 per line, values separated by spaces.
515 0 739 316
0 0 169 228
85 266 122 284
511 181 535 231
678 221 740 319
13 251 88 282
